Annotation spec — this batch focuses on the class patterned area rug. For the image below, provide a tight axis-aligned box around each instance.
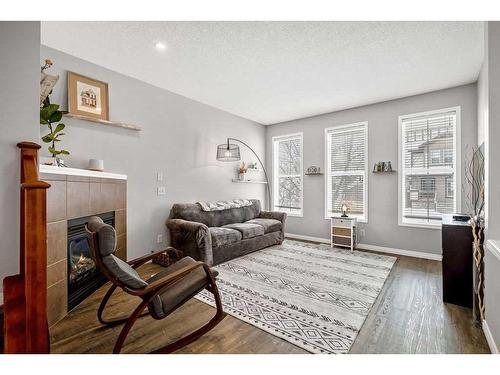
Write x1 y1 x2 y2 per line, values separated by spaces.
196 239 396 354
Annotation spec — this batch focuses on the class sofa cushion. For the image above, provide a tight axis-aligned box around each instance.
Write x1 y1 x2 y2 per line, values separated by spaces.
245 218 282 234
222 223 265 239
209 227 242 248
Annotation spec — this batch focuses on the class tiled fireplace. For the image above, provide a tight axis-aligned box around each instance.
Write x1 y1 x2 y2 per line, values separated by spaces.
41 166 127 327
67 211 114 310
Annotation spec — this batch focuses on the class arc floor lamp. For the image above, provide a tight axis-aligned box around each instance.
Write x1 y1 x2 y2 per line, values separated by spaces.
216 137 271 210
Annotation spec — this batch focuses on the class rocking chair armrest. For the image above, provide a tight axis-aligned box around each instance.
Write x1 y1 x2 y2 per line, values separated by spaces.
129 261 205 296
128 248 174 269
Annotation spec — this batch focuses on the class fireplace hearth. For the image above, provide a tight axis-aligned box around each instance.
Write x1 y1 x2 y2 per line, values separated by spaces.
67 211 115 311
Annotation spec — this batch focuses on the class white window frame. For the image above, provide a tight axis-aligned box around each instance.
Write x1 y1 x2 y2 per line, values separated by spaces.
398 106 461 229
324 122 369 223
272 132 304 217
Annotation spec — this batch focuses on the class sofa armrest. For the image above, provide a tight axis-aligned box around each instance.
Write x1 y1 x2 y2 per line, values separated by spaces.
166 219 213 265
259 210 287 243
259 210 287 224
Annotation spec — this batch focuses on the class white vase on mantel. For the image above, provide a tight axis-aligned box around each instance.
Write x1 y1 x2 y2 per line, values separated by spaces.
238 172 246 181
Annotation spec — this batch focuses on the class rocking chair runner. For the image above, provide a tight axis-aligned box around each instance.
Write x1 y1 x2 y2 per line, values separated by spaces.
85 216 226 354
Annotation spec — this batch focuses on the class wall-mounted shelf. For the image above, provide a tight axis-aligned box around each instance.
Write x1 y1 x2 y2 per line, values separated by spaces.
246 168 263 172
232 179 268 184
372 170 397 174
63 113 142 131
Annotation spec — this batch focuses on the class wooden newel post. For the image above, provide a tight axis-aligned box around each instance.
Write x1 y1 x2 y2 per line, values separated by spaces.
2 142 51 353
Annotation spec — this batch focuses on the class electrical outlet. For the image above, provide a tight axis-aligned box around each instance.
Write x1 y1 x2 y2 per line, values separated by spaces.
157 172 163 181
157 186 166 196
157 234 163 244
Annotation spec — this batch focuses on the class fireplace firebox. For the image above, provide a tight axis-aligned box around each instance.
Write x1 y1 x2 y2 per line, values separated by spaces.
67 211 115 311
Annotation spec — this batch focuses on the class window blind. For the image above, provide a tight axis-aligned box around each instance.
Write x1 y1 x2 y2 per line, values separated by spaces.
400 109 458 225
326 123 367 220
273 133 303 216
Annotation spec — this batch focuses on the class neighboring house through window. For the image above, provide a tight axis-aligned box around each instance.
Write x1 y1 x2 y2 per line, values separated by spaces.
325 122 368 222
399 107 460 227
272 133 303 216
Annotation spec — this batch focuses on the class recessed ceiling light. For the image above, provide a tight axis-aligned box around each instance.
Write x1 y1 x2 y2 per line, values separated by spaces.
155 42 167 51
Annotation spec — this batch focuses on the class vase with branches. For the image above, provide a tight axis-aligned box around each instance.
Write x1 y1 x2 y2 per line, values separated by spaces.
40 59 69 164
464 145 485 322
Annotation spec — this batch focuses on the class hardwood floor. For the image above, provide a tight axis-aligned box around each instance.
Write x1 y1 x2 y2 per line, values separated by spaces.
50 249 490 354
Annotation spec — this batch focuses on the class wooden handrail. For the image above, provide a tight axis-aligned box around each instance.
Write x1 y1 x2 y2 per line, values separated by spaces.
2 142 50 353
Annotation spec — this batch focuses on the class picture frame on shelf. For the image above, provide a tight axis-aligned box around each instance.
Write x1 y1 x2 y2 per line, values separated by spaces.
68 71 109 121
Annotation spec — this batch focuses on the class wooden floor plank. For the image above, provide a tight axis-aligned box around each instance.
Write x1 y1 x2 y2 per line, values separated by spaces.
50 249 490 354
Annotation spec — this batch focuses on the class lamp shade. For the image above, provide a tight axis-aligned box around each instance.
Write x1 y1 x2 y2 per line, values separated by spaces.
216 143 240 161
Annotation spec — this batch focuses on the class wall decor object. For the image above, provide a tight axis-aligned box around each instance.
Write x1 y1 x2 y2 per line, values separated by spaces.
305 166 323 175
40 59 59 107
40 59 69 164
238 161 248 180
68 71 109 121
88 159 104 172
373 161 395 173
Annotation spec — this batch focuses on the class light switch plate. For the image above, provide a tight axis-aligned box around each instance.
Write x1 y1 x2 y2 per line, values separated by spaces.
157 172 163 181
157 186 166 195
157 234 163 244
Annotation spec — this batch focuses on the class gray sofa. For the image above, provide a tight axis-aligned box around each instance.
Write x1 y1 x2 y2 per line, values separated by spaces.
166 199 286 265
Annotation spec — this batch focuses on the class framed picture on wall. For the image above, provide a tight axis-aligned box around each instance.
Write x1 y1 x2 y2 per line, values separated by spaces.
68 71 109 120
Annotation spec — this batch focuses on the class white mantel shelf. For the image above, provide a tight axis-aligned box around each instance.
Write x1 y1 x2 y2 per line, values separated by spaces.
39 164 127 180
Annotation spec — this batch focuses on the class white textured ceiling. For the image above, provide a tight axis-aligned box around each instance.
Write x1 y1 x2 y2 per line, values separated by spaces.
41 22 484 125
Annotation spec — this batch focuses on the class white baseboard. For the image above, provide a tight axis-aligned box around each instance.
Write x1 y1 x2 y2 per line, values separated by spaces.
357 243 442 261
285 233 442 261
285 233 330 244
483 320 499 354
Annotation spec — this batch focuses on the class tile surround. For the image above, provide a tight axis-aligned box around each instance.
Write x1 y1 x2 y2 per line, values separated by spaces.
43 171 127 327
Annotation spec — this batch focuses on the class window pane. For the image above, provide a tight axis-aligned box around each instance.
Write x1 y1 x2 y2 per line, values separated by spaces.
401 109 457 225
273 134 303 215
329 126 366 172
275 176 302 215
326 123 367 220
279 138 301 175
327 175 364 215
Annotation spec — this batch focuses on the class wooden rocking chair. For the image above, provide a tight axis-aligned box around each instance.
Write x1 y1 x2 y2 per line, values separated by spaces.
85 216 226 354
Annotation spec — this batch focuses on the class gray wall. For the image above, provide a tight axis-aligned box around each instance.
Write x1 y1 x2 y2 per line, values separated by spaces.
0 22 41 300
266 84 477 255
482 21 500 352
40 46 266 261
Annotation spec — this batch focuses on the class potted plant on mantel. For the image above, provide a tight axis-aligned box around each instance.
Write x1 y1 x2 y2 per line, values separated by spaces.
39 59 69 166
464 146 485 322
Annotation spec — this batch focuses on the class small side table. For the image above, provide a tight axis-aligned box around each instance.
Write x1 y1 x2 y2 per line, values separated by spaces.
331 217 357 252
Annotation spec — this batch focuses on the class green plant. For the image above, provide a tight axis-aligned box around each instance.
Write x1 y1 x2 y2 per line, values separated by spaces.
40 103 69 157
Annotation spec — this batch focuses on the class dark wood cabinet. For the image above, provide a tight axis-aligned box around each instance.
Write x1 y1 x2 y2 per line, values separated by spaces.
441 214 473 308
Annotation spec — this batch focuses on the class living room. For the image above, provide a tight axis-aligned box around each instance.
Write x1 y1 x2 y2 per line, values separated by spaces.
1 1 500 373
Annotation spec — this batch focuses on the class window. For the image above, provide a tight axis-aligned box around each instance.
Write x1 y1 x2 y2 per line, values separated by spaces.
272 133 303 216
399 107 460 227
325 122 368 221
